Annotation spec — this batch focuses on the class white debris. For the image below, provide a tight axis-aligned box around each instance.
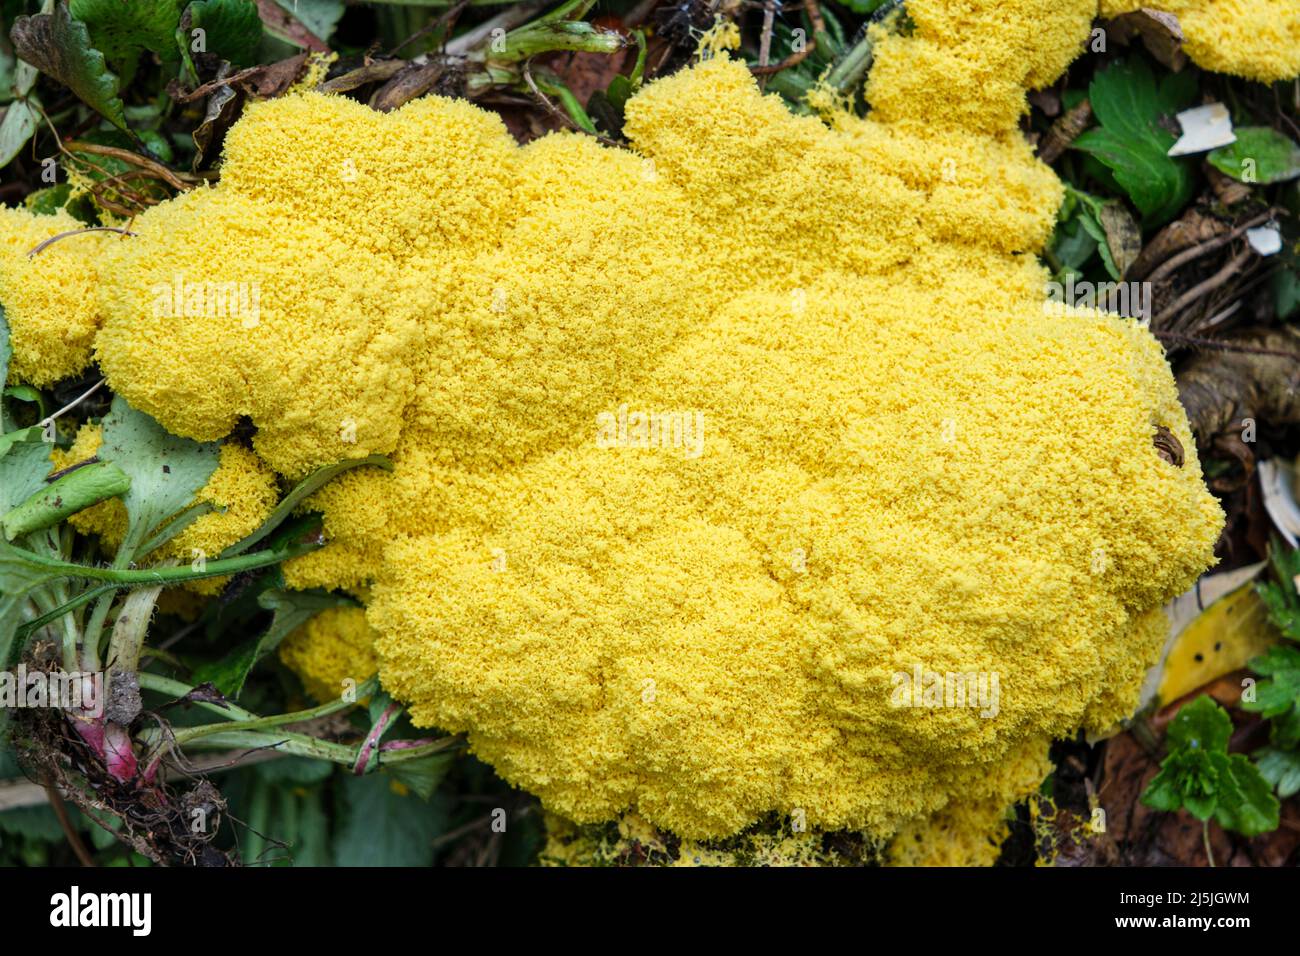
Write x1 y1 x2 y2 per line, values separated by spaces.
1168 103 1236 156
1246 224 1283 256
1259 457 1300 548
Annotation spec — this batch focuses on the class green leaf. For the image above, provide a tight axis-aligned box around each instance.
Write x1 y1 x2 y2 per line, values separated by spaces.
3 386 46 424
0 592 26 679
68 0 183 61
1071 58 1196 226
253 755 333 786
1213 753 1280 837
190 586 355 698
219 454 391 558
1255 746 1300 798
1268 706 1300 750
1273 266 1300 321
333 772 447 867
1 459 130 541
1242 644 1300 740
97 395 219 558
273 0 343 45
179 0 262 68
0 97 37 169
1142 695 1281 836
0 433 54 515
1208 127 1300 185
384 751 453 802
838 0 892 12
0 803 66 842
0 307 11 425
1166 694 1233 753
136 499 216 556
1142 747 1219 819
1256 543 1300 639
1050 207 1099 272
10 1 131 132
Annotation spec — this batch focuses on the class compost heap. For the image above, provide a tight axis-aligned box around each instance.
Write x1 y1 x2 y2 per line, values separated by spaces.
11 0 1293 861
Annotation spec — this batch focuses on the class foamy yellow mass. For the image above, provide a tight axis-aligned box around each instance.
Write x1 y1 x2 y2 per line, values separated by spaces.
278 606 378 703
1 0 1251 858
0 207 111 386
1100 0 1300 82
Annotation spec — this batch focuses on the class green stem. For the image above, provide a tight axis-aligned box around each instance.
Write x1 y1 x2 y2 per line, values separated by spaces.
493 21 623 63
103 577 166 677
535 74 598 134
824 0 905 96
54 539 320 585
158 729 364 764
28 586 80 673
138 672 259 720
168 676 381 746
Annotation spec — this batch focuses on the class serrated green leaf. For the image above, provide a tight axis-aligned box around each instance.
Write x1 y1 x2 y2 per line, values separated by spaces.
1142 746 1219 819
1268 706 1300 750
1213 752 1280 836
1167 694 1233 753
1208 126 1300 185
69 0 183 61
96 395 219 558
333 772 447 867
180 0 262 68
1071 58 1196 226
1255 746 1300 798
1242 644 1300 736
11 1 130 132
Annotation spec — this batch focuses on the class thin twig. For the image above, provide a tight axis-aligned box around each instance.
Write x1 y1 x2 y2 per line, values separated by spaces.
1153 247 1253 330
1151 330 1300 360
173 64 267 103
520 58 622 148
26 230 133 260
1146 210 1276 284
44 780 96 867
758 0 776 71
752 0 825 75
38 377 106 428
62 140 197 190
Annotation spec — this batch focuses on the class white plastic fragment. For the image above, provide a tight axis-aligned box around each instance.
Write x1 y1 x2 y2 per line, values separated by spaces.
1168 103 1236 156
1246 225 1283 256
1259 457 1300 548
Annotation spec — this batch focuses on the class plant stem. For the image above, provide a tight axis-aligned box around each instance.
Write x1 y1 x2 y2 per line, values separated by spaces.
137 672 260 720
824 0 903 95
104 579 166 682
167 676 381 746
